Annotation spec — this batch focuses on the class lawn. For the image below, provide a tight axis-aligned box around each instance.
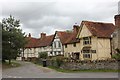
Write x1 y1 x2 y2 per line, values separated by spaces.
2 60 21 69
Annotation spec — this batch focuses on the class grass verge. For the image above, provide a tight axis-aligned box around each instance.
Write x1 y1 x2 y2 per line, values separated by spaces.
2 60 21 69
48 66 120 73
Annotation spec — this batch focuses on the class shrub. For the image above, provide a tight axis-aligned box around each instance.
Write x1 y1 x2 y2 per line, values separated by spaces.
50 56 64 67
56 56 64 67
112 48 120 60
38 52 48 59
112 54 120 60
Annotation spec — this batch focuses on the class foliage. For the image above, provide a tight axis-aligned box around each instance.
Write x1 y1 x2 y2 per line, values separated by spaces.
56 56 64 67
112 54 120 60
50 56 64 67
66 30 72 33
112 48 120 60
38 52 48 59
1 15 26 64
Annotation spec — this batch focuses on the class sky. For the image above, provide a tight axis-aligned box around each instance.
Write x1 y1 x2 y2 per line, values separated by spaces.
0 0 119 38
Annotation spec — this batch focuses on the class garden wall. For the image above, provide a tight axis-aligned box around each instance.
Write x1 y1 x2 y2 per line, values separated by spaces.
45 59 119 70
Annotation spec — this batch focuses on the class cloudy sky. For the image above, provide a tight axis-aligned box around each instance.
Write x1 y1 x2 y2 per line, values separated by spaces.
0 0 119 38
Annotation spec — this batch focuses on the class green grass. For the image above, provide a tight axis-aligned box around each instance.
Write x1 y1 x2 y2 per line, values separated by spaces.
48 66 120 73
2 60 21 69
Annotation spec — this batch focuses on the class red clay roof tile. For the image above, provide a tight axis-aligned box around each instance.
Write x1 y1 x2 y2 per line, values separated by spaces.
80 21 115 38
24 34 54 48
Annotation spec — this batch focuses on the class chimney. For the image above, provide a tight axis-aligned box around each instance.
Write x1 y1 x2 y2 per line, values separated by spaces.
40 33 46 39
73 23 79 33
28 33 31 37
114 14 120 28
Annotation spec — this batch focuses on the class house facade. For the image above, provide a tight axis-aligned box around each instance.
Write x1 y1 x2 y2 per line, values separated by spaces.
22 33 39 60
64 21 115 60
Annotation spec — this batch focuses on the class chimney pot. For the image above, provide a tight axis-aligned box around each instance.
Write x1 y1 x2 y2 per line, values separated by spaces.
41 33 46 38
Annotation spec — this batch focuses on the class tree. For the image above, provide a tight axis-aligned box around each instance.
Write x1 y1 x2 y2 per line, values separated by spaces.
2 15 26 64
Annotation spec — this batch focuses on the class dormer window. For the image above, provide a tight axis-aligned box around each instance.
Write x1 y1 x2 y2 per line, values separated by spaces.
83 37 91 45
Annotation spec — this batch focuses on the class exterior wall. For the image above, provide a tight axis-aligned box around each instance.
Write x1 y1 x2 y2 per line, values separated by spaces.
97 38 111 60
79 24 92 38
51 33 63 56
64 42 80 58
23 48 39 59
38 46 52 56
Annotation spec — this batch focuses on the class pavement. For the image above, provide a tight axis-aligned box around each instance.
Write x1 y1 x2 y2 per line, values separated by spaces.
2 61 119 78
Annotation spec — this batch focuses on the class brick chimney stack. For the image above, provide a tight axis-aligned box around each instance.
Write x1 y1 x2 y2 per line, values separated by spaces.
28 33 31 37
73 23 80 33
114 15 120 27
41 33 46 39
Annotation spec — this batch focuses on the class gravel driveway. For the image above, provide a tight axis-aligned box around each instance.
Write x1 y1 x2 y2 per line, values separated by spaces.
2 61 119 78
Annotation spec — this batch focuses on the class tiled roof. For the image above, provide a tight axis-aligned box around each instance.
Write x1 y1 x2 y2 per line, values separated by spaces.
79 21 115 38
56 31 72 44
55 25 80 44
65 26 80 44
24 34 54 48
25 37 39 48
37 35 54 47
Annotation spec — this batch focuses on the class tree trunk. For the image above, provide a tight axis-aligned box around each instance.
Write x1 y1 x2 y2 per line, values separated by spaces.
9 59 11 64
22 48 25 61
2 59 6 63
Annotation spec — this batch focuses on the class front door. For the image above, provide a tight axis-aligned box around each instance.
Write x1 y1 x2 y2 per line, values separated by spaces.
74 52 80 60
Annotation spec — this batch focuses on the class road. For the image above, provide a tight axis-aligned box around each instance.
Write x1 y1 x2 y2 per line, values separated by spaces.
2 61 119 78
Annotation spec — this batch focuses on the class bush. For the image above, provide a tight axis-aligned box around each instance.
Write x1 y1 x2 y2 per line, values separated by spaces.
49 56 64 68
112 54 120 60
56 56 64 67
38 52 48 59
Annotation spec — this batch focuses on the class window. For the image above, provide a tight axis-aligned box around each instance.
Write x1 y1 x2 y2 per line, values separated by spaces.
82 50 91 58
83 37 91 45
58 51 61 55
54 42 56 48
50 52 52 54
65 44 67 48
54 52 56 56
83 54 91 58
83 50 90 53
73 43 76 47
91 50 96 53
58 41 61 48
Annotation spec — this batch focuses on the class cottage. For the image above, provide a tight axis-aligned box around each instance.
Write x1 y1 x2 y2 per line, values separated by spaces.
22 33 54 60
64 21 115 60
22 33 39 60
